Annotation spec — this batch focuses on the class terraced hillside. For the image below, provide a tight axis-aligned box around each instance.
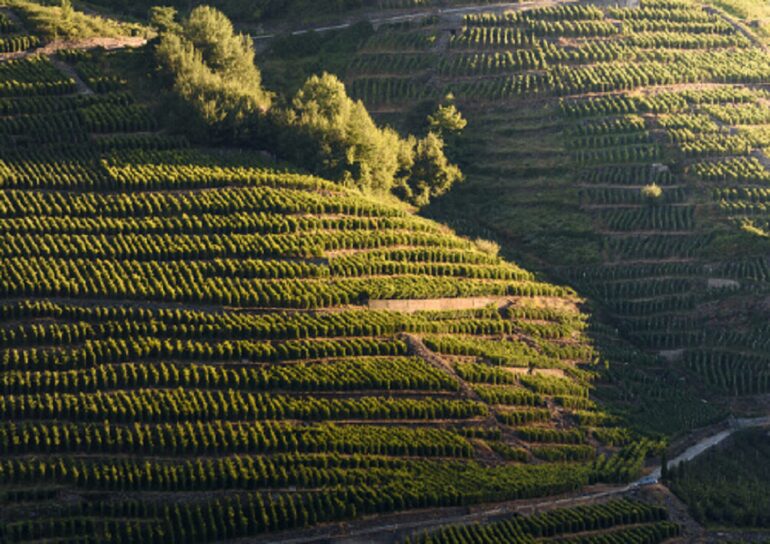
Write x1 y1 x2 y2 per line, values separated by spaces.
0 9 37 54
407 498 681 544
341 0 770 425
0 13 688 543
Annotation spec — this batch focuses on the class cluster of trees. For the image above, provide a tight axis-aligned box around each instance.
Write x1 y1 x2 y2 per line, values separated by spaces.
667 429 770 528
153 5 273 133
153 6 463 205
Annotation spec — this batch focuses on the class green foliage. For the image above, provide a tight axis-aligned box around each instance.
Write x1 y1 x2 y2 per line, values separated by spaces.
152 6 460 205
149 6 181 35
4 0 147 41
281 72 403 193
274 73 462 202
740 219 769 238
155 6 272 134
396 132 464 206
641 183 663 201
428 94 468 136
0 43 638 537
668 429 770 528
262 22 373 95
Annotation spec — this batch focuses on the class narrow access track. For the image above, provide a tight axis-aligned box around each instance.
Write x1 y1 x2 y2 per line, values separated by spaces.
50 58 94 95
646 415 770 481
241 416 770 544
0 36 147 62
250 0 576 40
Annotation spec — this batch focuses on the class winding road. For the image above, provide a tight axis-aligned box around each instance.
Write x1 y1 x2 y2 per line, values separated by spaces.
249 0 575 40
245 416 770 544
644 415 770 482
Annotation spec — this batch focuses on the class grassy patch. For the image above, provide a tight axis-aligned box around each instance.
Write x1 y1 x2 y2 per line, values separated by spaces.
2 0 149 41
706 0 770 42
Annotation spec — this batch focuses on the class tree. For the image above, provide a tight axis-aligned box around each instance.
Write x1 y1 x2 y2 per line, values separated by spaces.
59 0 75 39
153 10 462 205
396 132 463 206
428 94 467 136
427 93 466 166
149 6 181 35
641 183 663 201
182 6 261 84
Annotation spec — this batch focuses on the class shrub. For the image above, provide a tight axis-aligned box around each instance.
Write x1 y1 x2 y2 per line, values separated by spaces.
641 182 664 200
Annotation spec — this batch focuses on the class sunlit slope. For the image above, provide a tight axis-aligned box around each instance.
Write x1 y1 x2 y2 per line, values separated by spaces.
0 33 676 544
344 0 770 410
705 0 770 43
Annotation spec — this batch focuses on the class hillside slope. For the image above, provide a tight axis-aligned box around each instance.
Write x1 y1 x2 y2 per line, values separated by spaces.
0 11 690 542
335 0 770 423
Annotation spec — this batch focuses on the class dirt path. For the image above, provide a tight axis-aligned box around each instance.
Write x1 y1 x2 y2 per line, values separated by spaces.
241 483 634 544
401 333 480 402
50 58 93 95
369 295 512 312
368 295 579 313
0 36 147 62
647 416 770 482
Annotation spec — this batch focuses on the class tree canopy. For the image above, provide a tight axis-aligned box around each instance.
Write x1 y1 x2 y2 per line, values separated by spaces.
281 73 405 193
154 6 272 132
428 94 468 136
153 6 462 206
398 132 463 207
6 0 146 40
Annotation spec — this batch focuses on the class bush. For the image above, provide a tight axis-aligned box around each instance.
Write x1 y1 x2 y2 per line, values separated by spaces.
641 182 663 200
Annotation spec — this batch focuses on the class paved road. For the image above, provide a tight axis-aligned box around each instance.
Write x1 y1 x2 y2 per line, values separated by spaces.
250 0 574 40
645 416 770 482
252 416 770 543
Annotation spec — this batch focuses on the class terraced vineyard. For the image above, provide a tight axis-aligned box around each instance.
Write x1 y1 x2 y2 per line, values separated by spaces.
6 0 770 540
341 0 770 431
0 10 37 54
407 498 680 544
0 12 687 543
